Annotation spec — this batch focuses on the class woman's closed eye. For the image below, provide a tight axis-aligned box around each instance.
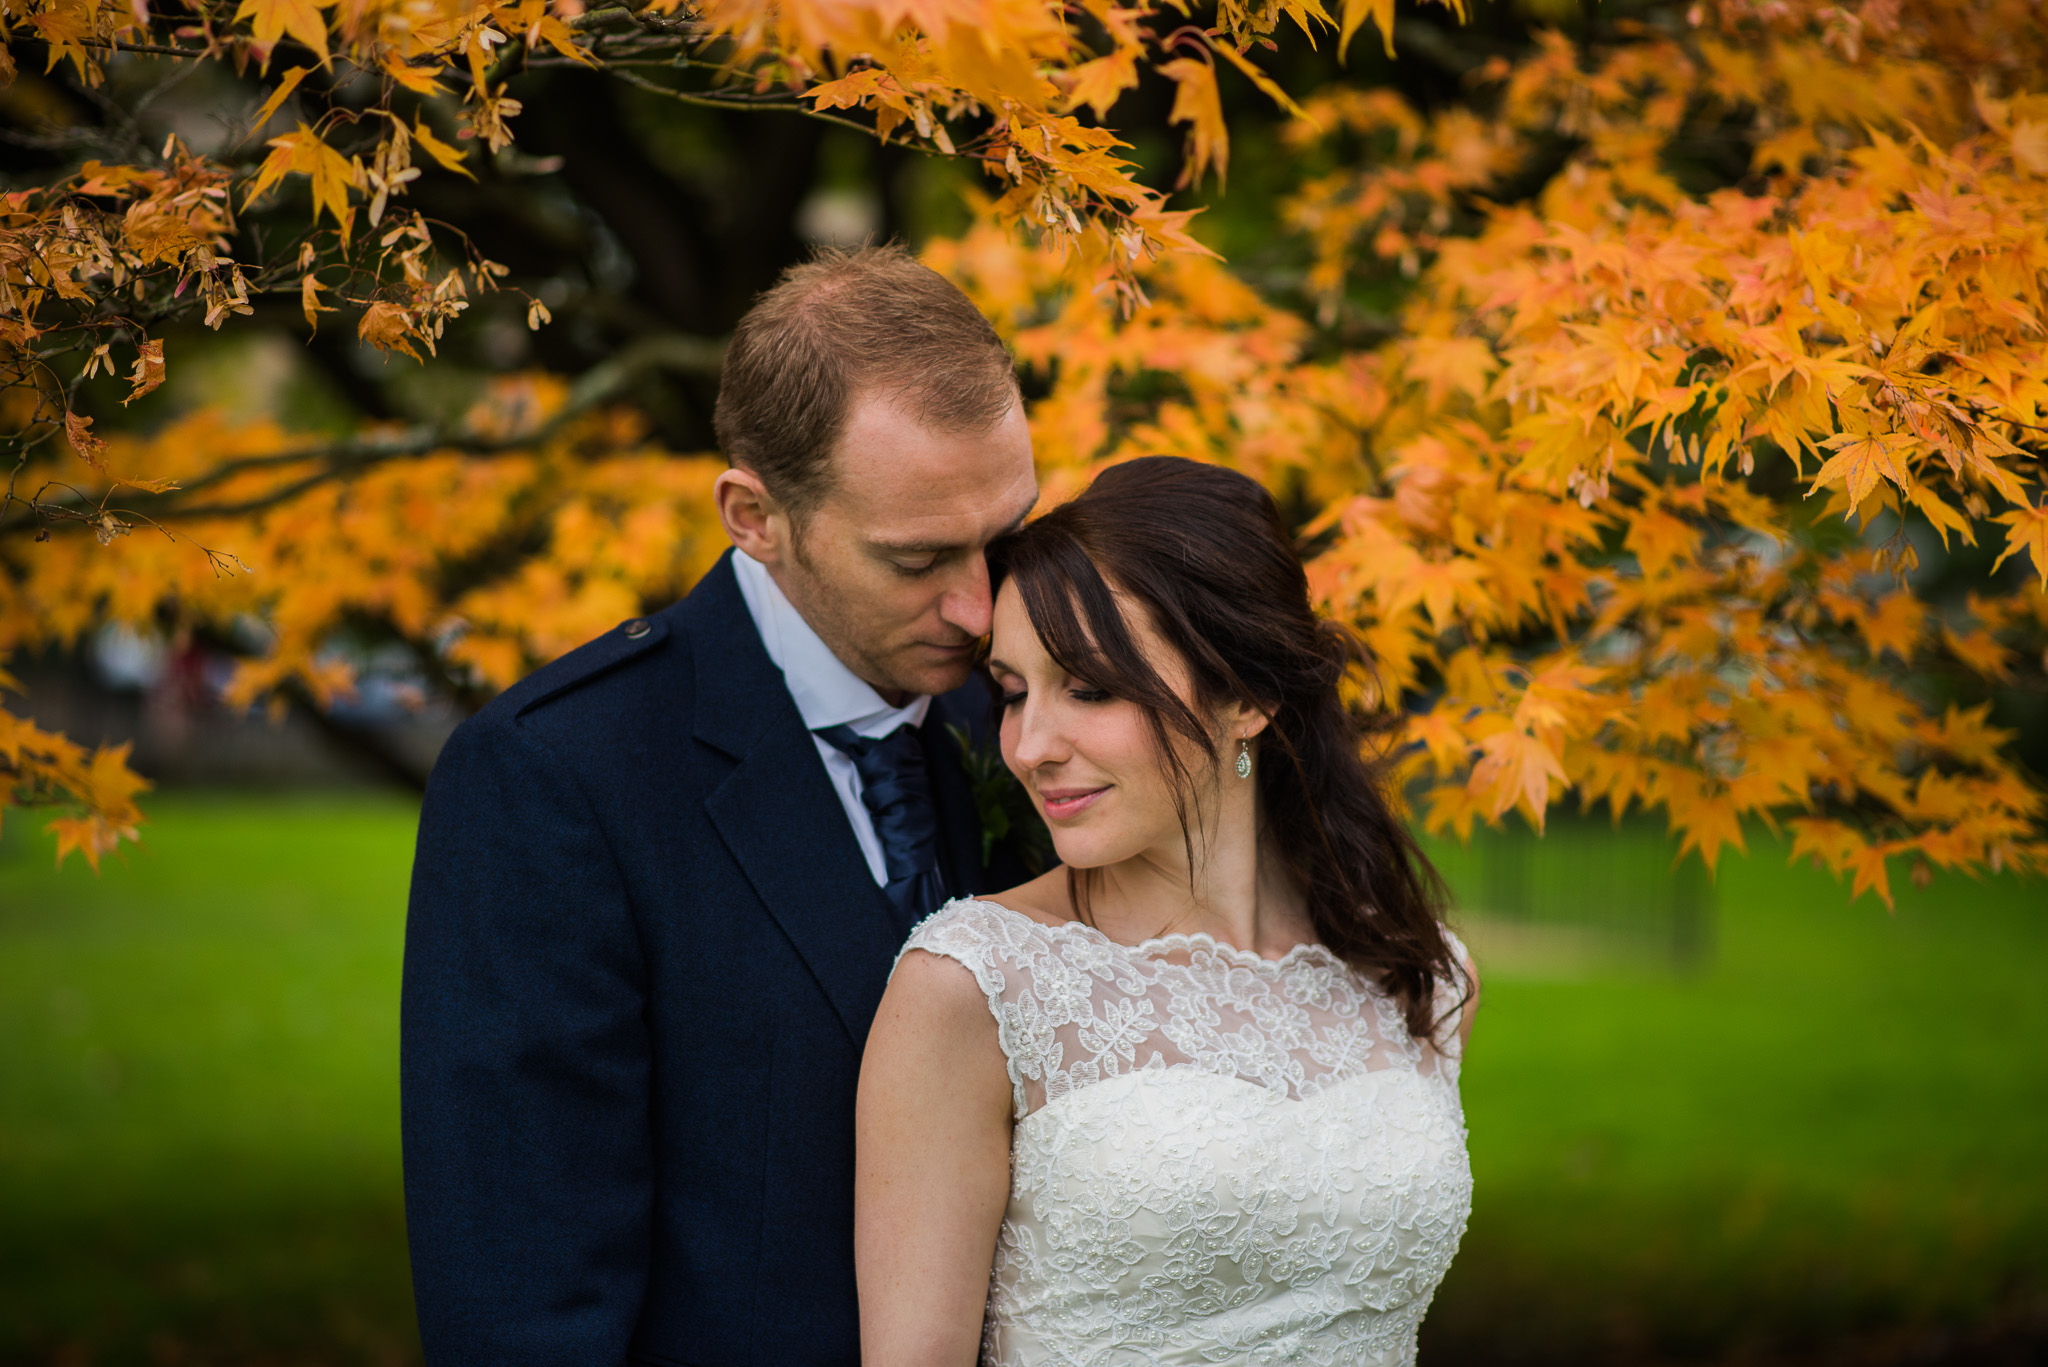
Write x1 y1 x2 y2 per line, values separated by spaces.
998 684 1110 708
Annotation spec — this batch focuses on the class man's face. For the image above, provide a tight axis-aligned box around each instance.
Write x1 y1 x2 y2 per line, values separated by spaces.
770 390 1038 702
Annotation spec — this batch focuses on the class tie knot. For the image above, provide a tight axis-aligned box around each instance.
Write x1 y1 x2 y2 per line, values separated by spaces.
814 724 944 910
816 722 921 770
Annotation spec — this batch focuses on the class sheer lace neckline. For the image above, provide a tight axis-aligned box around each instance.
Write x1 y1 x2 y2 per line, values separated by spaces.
955 895 1342 972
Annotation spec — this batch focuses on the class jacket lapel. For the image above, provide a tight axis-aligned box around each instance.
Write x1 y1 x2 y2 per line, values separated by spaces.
688 554 903 1045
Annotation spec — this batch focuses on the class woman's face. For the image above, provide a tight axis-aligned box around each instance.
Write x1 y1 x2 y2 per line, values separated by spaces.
988 580 1218 871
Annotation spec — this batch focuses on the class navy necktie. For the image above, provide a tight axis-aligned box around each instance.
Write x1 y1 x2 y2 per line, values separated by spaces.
814 723 949 929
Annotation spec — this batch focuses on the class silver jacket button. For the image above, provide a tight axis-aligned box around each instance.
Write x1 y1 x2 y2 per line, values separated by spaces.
622 619 650 639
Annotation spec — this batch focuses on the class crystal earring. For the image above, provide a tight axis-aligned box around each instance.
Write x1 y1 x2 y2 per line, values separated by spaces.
1235 736 1252 780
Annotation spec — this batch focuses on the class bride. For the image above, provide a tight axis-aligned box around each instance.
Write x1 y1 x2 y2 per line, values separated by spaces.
855 456 1479 1366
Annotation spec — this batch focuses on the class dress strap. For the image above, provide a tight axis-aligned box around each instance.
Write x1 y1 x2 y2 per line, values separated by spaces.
898 899 1043 1119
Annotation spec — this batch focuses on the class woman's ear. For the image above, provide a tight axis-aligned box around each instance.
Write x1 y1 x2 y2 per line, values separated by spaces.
1224 700 1274 742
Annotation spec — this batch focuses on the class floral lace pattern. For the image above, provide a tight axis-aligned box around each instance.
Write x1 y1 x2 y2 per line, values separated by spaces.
900 898 1474 1367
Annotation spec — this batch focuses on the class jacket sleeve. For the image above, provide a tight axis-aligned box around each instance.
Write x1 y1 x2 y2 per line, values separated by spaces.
401 712 652 1366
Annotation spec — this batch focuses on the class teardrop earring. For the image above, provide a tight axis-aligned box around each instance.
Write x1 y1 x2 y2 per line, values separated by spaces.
1235 736 1253 780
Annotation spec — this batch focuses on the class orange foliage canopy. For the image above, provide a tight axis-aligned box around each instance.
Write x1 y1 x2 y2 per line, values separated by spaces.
3 0 2046 904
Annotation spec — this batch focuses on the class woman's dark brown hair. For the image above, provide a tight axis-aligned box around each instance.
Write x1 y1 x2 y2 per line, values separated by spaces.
988 455 1463 1040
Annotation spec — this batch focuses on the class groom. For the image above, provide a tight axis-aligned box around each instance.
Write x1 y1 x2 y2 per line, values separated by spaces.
401 245 1039 1367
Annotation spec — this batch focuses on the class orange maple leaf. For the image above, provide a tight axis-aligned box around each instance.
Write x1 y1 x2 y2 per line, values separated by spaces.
233 0 331 70
1812 430 1912 505
1159 58 1227 190
1468 728 1566 830
1990 501 2048 589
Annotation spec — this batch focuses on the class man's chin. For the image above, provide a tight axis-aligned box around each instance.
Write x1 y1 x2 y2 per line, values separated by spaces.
889 653 976 700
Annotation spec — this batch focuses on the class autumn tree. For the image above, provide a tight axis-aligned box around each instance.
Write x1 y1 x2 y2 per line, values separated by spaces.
1 0 2042 902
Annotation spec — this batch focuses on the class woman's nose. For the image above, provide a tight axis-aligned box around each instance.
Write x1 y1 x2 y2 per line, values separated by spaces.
1005 698 1064 770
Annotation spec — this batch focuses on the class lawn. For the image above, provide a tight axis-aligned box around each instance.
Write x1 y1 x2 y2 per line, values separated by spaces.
0 795 2042 1365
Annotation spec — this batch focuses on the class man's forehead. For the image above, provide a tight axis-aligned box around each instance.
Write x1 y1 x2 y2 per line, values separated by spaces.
855 480 1039 553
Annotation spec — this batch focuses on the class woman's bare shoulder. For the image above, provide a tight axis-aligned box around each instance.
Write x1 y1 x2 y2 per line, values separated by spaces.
970 867 1078 931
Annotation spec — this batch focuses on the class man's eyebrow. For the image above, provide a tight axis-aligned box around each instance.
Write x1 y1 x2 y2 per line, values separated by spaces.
867 535 961 556
867 497 1038 556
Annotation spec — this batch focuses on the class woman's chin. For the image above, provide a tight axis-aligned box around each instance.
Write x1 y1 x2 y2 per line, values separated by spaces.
1046 830 1136 873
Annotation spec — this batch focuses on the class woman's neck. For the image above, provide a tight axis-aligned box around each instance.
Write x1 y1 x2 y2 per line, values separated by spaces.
1081 783 1313 961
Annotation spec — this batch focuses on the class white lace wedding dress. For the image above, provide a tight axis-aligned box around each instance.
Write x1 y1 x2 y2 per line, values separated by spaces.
899 898 1474 1367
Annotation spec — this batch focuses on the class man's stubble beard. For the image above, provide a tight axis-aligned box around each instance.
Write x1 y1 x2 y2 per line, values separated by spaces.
783 527 962 702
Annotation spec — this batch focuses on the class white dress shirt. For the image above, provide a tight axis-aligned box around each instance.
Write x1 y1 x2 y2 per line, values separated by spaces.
731 549 930 887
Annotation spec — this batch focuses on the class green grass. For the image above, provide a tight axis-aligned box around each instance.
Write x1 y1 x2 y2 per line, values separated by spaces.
0 795 419 1365
0 796 2042 1365
1423 823 2048 1363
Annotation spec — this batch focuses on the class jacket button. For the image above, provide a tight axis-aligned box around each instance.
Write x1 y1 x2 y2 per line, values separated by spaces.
622 619 650 639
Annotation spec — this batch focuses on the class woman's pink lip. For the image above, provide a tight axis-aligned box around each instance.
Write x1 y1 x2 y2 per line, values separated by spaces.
1039 786 1108 820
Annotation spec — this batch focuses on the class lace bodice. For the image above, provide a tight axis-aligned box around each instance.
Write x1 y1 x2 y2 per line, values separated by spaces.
899 898 1474 1366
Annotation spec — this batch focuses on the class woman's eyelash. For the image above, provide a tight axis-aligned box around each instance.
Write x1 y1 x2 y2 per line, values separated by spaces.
1070 688 1110 703
999 690 1026 708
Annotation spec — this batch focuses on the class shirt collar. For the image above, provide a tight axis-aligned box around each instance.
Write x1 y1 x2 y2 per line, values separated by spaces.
730 548 931 739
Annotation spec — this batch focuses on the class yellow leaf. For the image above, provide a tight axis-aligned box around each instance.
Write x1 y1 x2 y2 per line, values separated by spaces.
85 742 150 819
412 119 474 179
1404 709 1470 776
1848 841 1896 909
1673 794 1746 874
1624 509 1695 579
2012 120 2048 175
1063 49 1140 120
382 55 446 95
1904 484 1974 550
1991 501 2048 589
1811 431 1911 506
233 0 331 71
246 65 311 139
1858 592 1922 662
1467 728 1565 830
1159 58 1228 189
1942 626 2012 681
302 274 333 332
121 339 165 406
1209 37 1313 125
64 410 108 470
358 301 422 362
1403 335 1496 407
532 16 595 65
1338 0 1396 60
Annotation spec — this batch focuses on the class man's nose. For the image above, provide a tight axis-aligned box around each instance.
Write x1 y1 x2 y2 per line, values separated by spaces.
938 556 994 638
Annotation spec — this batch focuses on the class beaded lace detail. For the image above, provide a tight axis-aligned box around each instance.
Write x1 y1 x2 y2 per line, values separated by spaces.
900 898 1474 1367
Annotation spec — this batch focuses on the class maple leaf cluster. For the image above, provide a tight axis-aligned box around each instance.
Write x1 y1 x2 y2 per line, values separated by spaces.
935 0 2048 904
2 0 2045 907
0 0 1446 863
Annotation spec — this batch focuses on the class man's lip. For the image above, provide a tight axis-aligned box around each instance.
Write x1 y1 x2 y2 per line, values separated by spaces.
1038 786 1108 820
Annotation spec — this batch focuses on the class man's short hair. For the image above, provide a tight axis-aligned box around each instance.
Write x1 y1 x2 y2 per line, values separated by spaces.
713 243 1021 516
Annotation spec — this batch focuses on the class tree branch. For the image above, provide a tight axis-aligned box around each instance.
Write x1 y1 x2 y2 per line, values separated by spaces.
0 333 726 535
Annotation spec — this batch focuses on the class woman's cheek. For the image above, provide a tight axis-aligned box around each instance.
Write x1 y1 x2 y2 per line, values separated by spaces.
998 710 1026 781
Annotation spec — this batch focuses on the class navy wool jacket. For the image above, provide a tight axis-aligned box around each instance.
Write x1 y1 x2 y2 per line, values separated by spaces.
401 551 1024 1367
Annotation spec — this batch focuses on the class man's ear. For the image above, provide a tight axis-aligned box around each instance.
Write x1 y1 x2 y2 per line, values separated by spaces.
714 467 790 566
